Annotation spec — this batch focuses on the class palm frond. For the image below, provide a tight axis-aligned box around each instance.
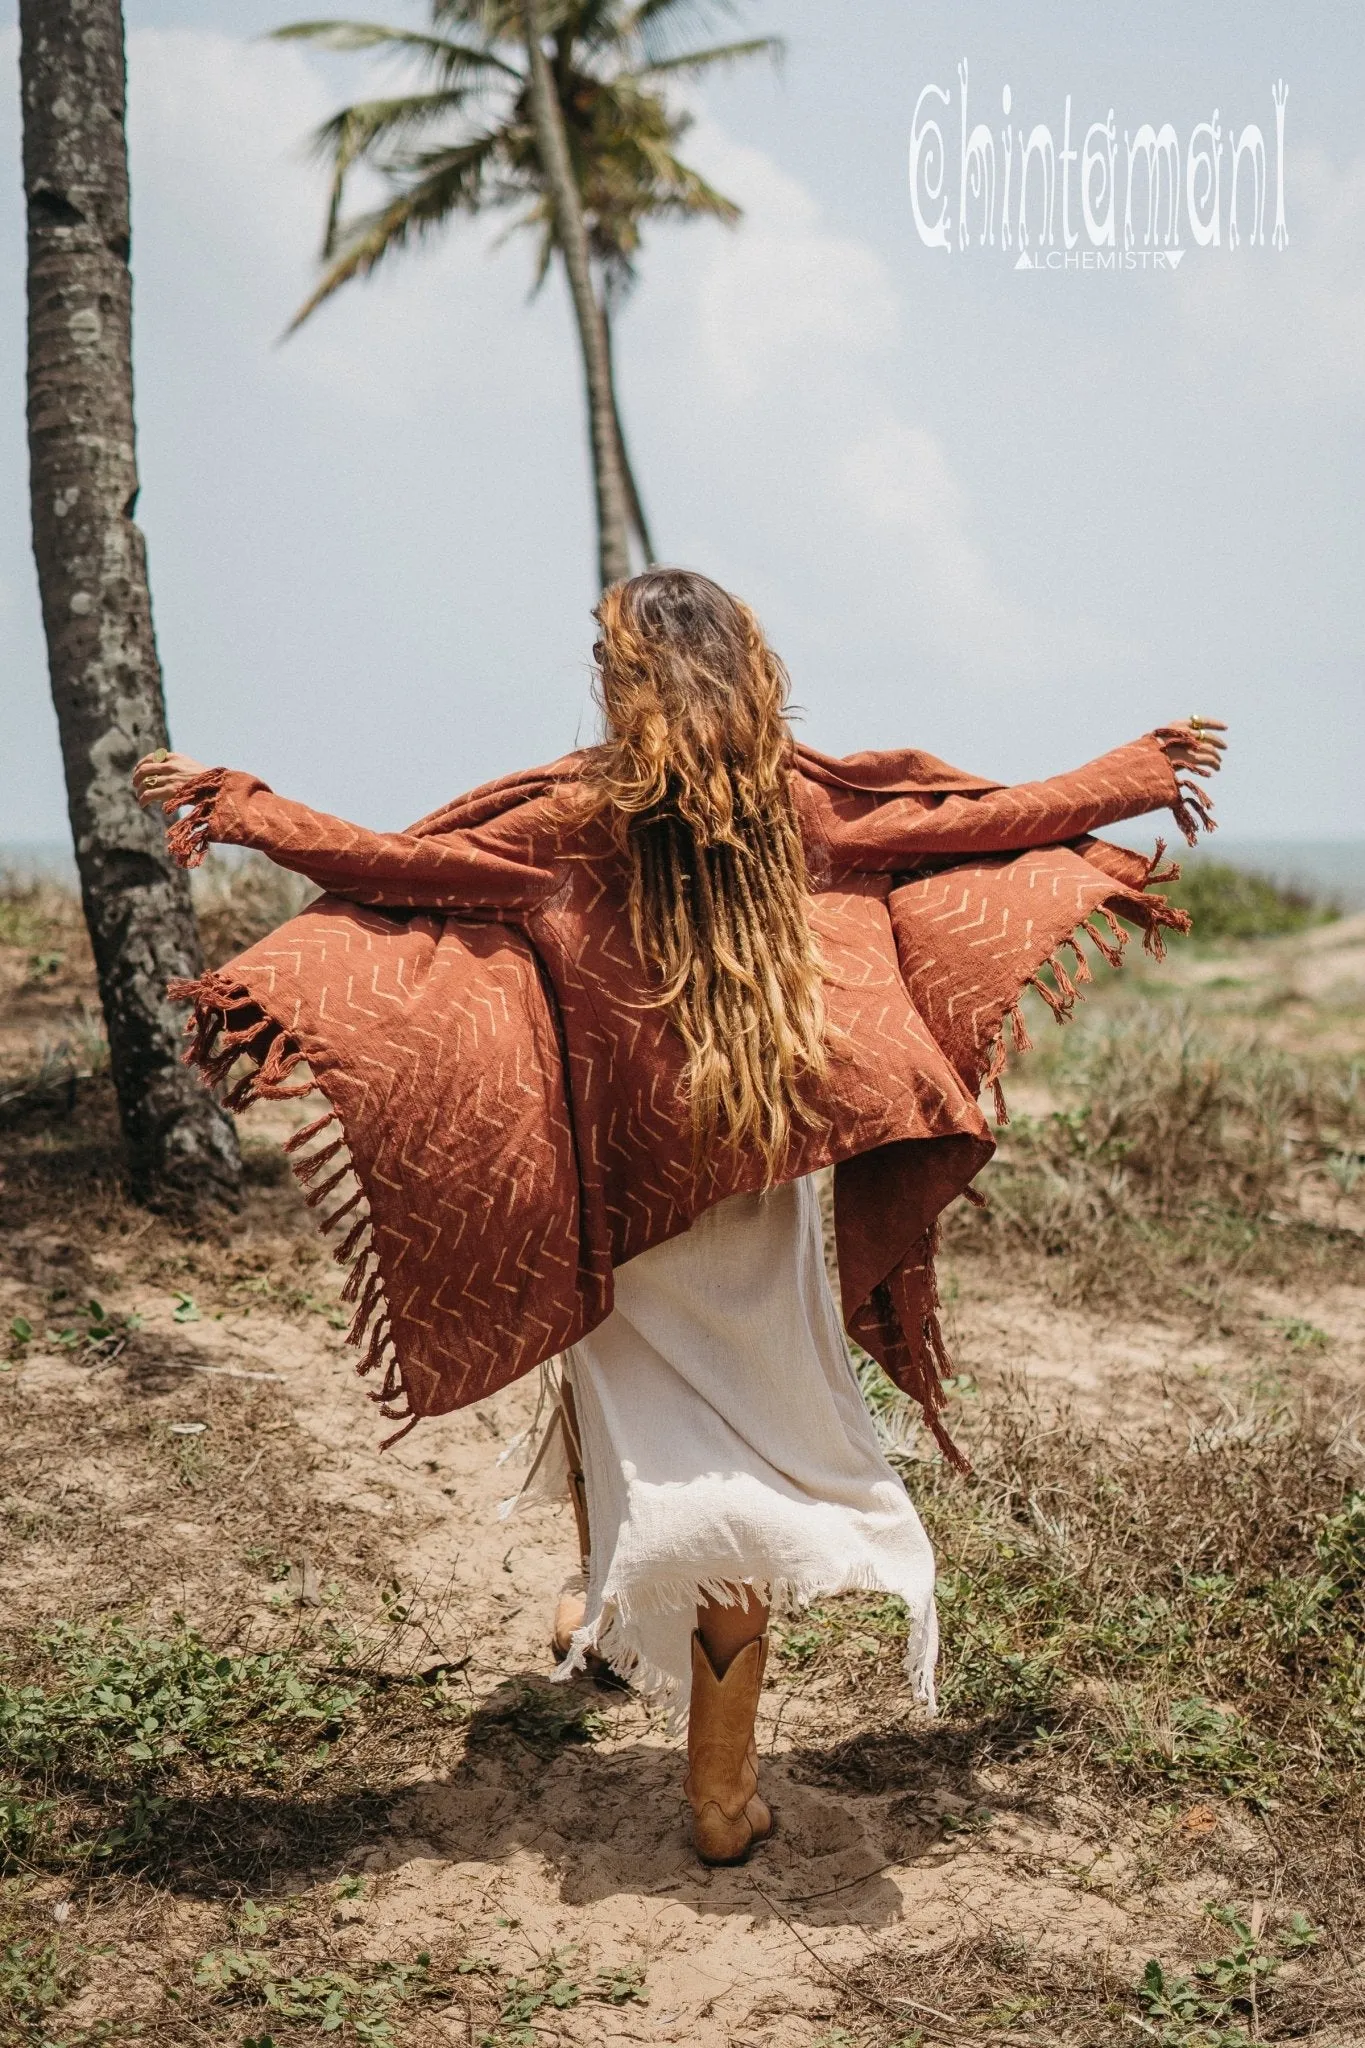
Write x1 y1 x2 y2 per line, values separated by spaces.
637 152 741 222
431 0 522 35
629 34 782 79
634 0 742 26
591 141 741 237
307 89 477 167
272 18 521 80
278 0 763 337
525 216 558 296
632 0 743 64
283 133 507 332
306 91 478 256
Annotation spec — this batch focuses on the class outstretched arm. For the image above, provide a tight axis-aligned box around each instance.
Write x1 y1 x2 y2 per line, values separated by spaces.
813 722 1226 872
133 753 557 914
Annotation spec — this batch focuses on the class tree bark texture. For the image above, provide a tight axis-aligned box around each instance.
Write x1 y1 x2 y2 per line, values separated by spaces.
20 0 240 1204
604 307 655 564
519 0 633 590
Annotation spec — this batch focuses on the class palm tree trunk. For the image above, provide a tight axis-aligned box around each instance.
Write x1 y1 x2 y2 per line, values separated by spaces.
519 0 632 591
20 0 241 1207
603 307 655 564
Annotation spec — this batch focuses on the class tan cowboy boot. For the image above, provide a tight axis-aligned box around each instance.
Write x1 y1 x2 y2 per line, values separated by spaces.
684 1630 773 1865
551 1574 588 1662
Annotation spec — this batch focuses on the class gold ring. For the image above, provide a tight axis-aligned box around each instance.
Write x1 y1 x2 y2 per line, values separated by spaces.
152 747 169 762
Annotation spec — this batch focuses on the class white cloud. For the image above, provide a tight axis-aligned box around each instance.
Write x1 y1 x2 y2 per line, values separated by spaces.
684 130 901 399
635 117 1126 688
837 418 1126 683
126 27 536 420
127 32 328 318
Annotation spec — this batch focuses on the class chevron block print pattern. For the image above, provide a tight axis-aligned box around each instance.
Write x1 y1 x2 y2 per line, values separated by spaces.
889 845 1153 1087
204 897 591 1421
165 739 1192 1458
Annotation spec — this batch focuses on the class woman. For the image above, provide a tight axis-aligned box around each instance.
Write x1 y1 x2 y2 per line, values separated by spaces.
135 568 1223 1865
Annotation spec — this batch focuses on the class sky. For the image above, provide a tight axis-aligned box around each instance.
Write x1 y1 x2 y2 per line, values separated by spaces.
1 0 1362 844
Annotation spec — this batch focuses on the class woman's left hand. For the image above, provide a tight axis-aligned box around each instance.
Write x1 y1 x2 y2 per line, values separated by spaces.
1157 719 1227 777
133 749 209 810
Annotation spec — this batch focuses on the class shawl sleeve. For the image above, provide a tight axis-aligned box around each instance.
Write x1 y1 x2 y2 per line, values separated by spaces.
815 733 1199 872
160 768 558 913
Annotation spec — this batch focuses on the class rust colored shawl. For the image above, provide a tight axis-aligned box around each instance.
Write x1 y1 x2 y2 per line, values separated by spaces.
164 733 1203 1466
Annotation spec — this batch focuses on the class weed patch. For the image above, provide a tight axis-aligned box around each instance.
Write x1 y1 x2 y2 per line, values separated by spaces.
165 1912 647 2048
465 1678 607 1761
1165 860 1336 942
784 1393 1365 1841
836 1904 1339 2046
0 1620 375 1877
189 1942 442 2045
0 1923 88 2040
949 1003 1364 1300
191 850 316 969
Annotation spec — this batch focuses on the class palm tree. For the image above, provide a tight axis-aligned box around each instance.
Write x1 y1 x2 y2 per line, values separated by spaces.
274 0 780 588
19 0 241 1207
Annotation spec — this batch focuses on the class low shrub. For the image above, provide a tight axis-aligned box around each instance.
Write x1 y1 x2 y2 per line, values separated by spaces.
1165 860 1336 942
789 1388 1365 1820
0 1619 370 1874
952 1004 1363 1298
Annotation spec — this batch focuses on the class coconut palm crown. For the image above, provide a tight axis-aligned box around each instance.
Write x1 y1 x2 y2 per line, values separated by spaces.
275 1 780 576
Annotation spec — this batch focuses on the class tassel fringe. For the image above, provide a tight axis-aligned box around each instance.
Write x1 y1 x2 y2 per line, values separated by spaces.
166 970 420 1445
163 769 229 869
1144 838 1181 888
973 852 1195 1128
1170 775 1216 847
852 1245 971 1477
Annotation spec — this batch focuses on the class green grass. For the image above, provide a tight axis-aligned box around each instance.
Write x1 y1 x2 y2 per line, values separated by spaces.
0 1923 90 2042
952 1002 1364 1300
0 1617 603 1906
465 1677 608 1760
177 1927 646 2048
191 850 317 969
1134 1905 1321 2047
835 1902 1329 2047
1 1619 367 1780
0 1619 371 1874
0 876 83 957
1164 861 1336 942
783 1392 1365 1829
189 1940 442 2046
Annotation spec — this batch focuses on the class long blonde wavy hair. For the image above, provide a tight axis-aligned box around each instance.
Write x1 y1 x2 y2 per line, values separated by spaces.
582 568 828 1181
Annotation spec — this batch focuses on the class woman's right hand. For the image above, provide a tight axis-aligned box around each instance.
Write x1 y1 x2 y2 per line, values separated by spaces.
133 749 209 810
1157 720 1227 777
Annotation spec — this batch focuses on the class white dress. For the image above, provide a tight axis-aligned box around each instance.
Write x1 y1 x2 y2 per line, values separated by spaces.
506 1173 938 1726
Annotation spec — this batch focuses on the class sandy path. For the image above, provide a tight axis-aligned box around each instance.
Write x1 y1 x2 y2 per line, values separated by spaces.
4 1058 1361 2041
11 1095 1271 2044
